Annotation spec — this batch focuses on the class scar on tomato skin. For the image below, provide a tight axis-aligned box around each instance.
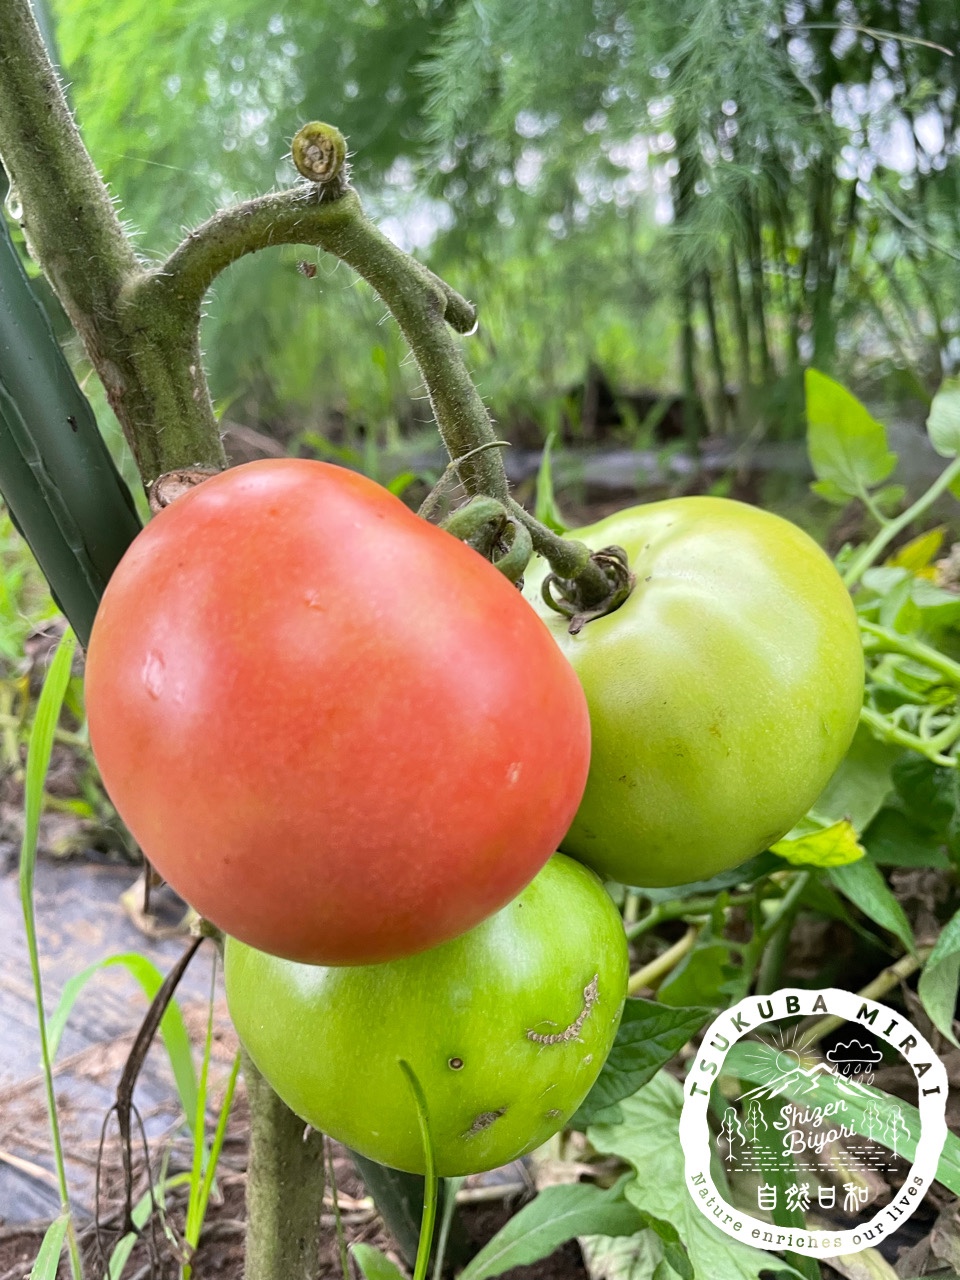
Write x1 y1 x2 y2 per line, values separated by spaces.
526 974 599 1046
462 1107 507 1138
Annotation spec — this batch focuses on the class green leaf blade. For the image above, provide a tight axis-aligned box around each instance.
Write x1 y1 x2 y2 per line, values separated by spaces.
805 369 896 499
46 950 200 1134
588 1073 805 1280
352 1243 409 1280
28 1214 70 1280
828 858 916 954
926 376 960 459
918 909 960 1048
570 1000 711 1128
772 819 864 868
459 1179 643 1280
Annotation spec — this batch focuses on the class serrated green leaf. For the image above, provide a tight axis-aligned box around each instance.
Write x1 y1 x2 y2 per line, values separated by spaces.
918 909 960 1048
891 757 960 852
352 1243 408 1280
805 369 896 498
927 377 960 458
569 1000 711 1128
772 819 864 868
589 1073 805 1280
458 1178 643 1280
829 858 916 953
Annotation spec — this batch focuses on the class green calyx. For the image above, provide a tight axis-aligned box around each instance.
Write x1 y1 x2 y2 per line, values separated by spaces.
441 496 533 586
291 122 348 184
542 545 635 635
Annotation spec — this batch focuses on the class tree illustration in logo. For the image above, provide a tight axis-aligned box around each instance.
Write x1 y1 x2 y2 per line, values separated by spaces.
744 1100 768 1144
885 1106 910 1159
860 1104 884 1143
719 1107 747 1163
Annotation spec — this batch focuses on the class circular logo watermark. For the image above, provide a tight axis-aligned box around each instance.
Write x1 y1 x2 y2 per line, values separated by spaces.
679 987 948 1258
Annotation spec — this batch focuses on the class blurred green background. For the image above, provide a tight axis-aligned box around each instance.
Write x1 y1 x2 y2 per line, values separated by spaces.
36 0 960 461
4 0 960 650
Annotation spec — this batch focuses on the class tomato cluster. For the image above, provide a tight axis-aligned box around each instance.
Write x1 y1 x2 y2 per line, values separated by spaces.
85 460 863 1176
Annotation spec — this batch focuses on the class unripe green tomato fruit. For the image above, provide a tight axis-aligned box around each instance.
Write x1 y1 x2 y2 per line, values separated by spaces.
523 497 864 887
225 854 628 1175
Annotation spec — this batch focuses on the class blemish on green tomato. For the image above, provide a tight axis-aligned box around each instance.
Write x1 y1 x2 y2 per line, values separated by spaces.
224 854 629 1175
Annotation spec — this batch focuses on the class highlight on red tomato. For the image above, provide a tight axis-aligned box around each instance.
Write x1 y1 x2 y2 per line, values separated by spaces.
85 459 591 964
225 853 629 1175
524 496 865 888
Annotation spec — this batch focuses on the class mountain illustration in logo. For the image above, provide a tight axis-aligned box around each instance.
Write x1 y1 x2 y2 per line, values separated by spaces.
738 1060 877 1103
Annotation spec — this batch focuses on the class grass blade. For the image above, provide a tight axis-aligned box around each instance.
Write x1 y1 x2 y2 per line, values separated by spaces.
47 950 200 1132
398 1060 438 1280
18 628 82 1280
27 1212 69 1280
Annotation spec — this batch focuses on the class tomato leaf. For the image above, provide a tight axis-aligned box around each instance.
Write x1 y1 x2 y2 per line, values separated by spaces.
569 1000 711 1129
863 809 950 869
639 852 781 903
805 369 896 499
580 1230 669 1280
828 858 916 954
630 1211 693 1280
589 1072 806 1280
885 527 946 573
772 820 864 868
656 940 744 1008
806 726 899 835
891 756 960 853
918 909 960 1048
926 376 960 459
351 1243 408 1280
457 1177 644 1280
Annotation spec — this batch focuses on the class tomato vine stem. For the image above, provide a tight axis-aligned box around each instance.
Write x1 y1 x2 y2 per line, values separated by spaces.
137 139 625 607
842 453 960 588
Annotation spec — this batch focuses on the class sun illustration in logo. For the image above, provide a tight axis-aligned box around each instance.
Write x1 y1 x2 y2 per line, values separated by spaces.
743 1023 815 1085
774 1046 802 1073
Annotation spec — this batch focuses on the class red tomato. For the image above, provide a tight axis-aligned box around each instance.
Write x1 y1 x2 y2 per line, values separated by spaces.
85 460 590 964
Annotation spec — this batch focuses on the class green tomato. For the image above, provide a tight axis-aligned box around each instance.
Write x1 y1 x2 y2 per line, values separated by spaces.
524 497 864 887
224 854 628 1175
